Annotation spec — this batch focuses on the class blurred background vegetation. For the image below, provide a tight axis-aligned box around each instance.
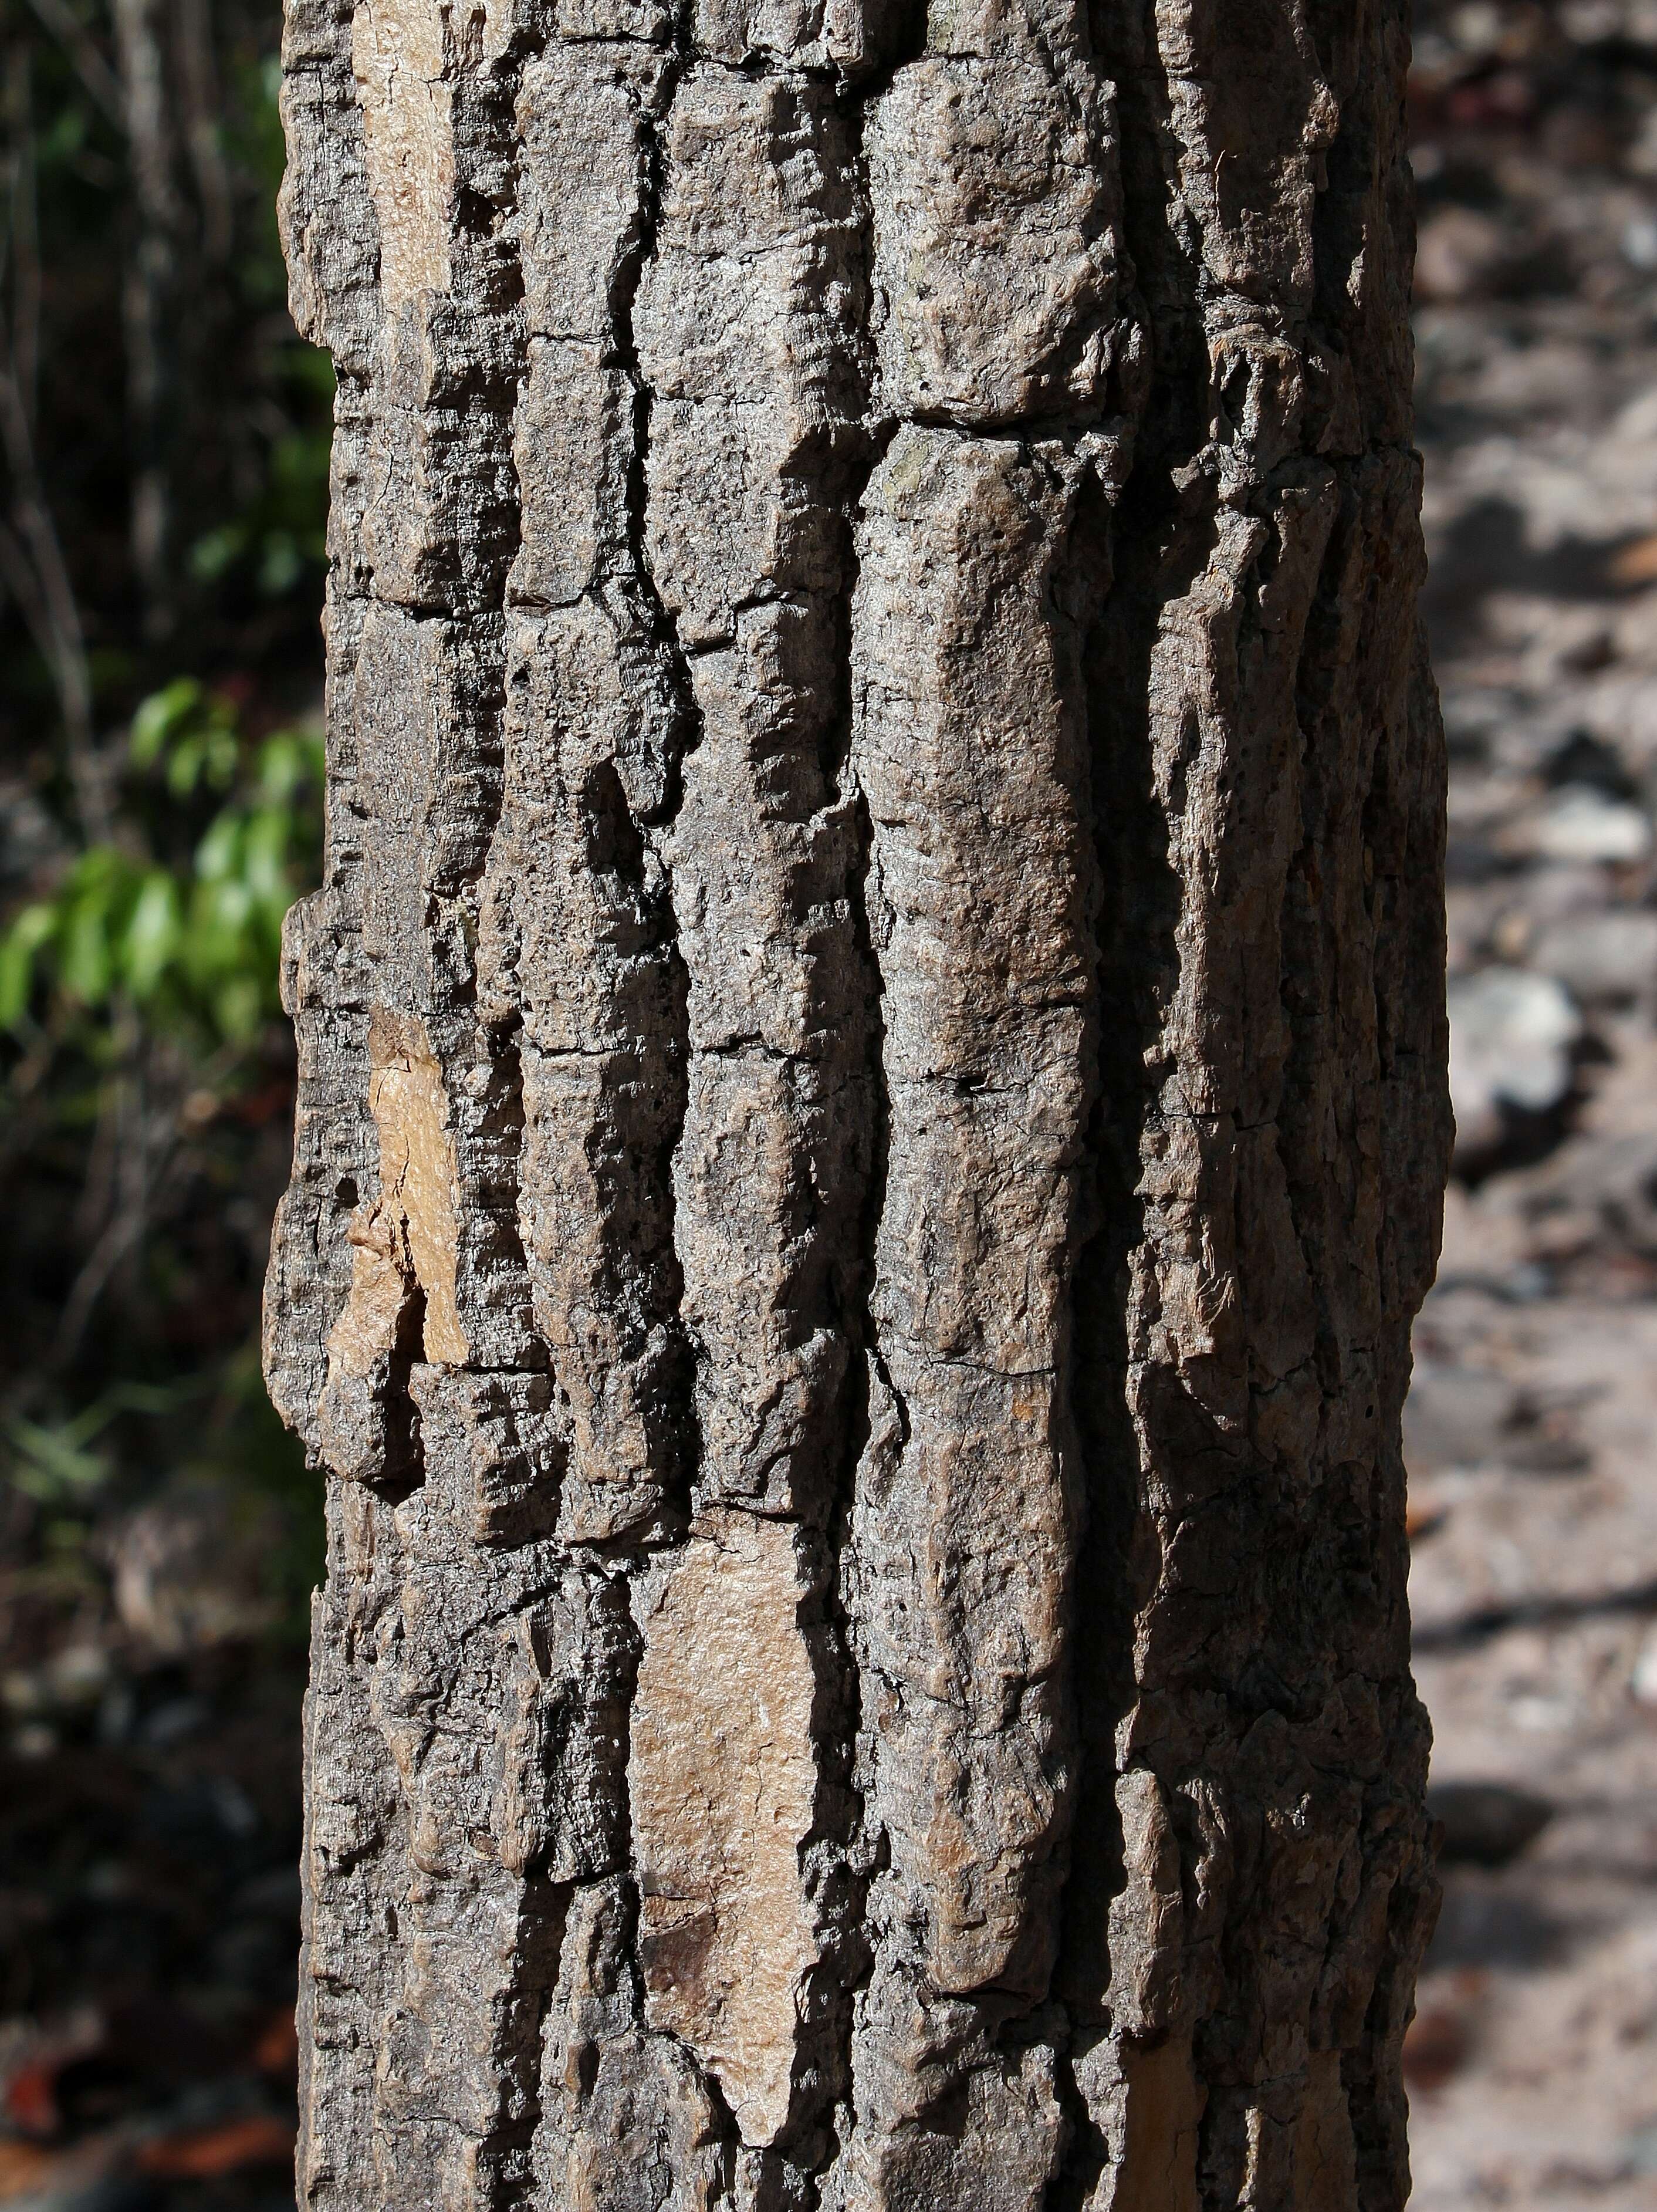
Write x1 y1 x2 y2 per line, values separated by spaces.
0 2 327 2193
1 0 327 1610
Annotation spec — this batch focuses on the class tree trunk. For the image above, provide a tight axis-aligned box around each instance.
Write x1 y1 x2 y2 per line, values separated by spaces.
265 0 1450 2203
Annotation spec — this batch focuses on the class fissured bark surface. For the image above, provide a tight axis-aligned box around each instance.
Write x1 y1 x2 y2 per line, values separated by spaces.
266 0 1450 2202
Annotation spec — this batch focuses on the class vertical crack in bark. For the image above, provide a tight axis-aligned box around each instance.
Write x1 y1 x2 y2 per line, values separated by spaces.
820 406 904 2208
623 31 891 2192
615 12 698 1539
606 4 701 1518
481 23 694 1551
479 19 732 2200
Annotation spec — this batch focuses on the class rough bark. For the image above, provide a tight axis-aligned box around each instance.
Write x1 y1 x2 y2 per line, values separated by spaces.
265 0 1450 2204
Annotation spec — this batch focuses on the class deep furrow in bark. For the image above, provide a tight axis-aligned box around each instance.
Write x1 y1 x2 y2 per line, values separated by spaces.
476 22 745 2203
481 23 694 1552
331 9 584 2194
623 30 887 2199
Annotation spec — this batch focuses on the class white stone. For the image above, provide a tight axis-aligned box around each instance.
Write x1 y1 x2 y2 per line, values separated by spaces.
1449 964 1581 1150
1526 785 1653 866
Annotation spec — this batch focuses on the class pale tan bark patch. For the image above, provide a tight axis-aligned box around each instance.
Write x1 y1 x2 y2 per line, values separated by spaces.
368 1008 468 1364
1114 2036 1206 2212
630 1510 820 2148
352 0 454 308
324 1203 411 1380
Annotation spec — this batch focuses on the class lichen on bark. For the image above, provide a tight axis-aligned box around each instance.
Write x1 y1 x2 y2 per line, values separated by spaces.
266 0 1450 2204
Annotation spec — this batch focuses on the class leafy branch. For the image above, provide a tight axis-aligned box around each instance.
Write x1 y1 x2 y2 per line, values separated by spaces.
0 677 323 1052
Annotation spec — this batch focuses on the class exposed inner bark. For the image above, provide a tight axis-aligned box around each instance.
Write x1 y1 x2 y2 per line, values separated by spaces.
265 0 1450 2203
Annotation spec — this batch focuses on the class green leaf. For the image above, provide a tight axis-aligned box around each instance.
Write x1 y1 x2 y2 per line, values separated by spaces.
256 732 306 802
7 664 321 1056
256 728 324 806
242 807 292 901
167 732 207 796
195 812 244 884
0 904 59 1028
188 524 249 583
124 872 184 999
131 678 205 767
214 973 263 1041
210 879 256 934
5 1417 111 1505
59 910 111 1004
59 860 127 1005
205 725 241 791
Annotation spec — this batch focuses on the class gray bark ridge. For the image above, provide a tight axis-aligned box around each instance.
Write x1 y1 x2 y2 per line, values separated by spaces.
266 0 1449 2204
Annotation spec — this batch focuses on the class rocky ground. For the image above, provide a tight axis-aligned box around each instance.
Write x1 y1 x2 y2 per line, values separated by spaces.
1407 1 1657 2201
6 4 1657 2207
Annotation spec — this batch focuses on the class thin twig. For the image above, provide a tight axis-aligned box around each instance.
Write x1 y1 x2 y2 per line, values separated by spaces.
5 50 39 428
0 498 107 846
50 1034 184 1374
176 0 232 266
0 52 110 846
113 0 182 637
